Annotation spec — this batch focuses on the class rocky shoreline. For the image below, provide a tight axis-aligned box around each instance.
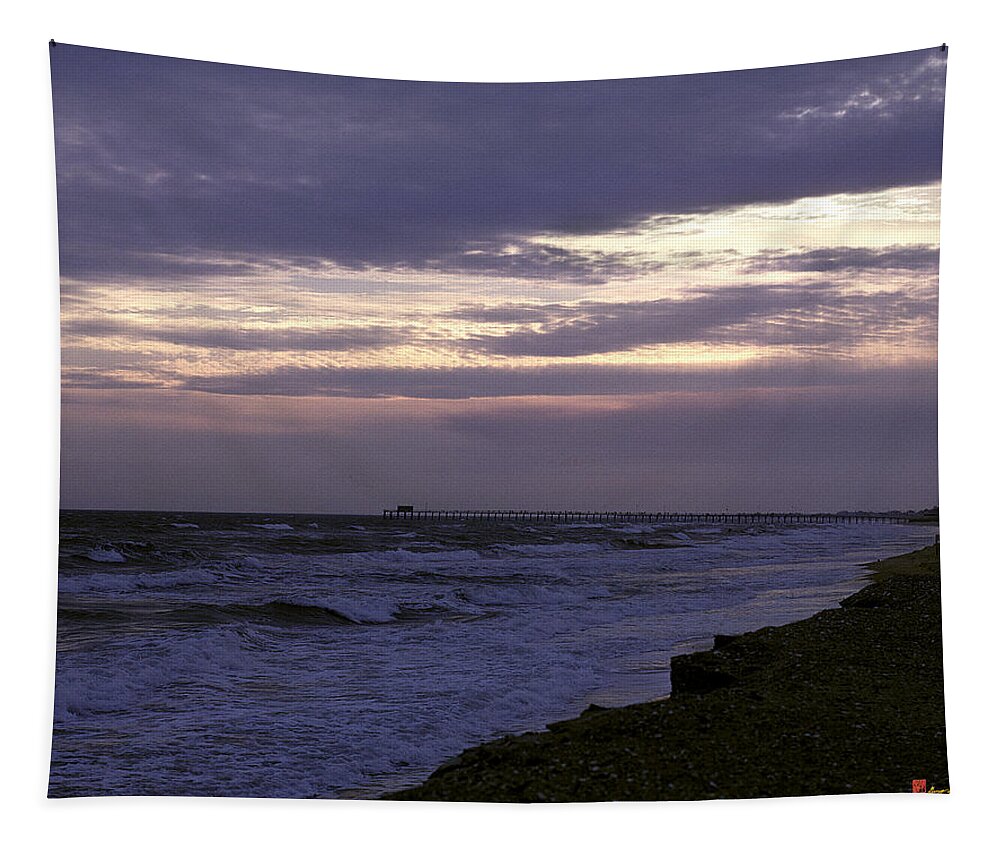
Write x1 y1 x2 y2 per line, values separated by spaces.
388 543 948 802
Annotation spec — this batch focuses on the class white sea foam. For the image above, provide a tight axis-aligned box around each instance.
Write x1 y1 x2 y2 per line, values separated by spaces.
53 628 247 723
487 542 606 557
85 547 126 563
287 594 399 624
375 547 482 564
60 568 218 594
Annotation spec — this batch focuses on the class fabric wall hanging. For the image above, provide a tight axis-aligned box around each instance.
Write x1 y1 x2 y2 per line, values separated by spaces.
49 43 948 800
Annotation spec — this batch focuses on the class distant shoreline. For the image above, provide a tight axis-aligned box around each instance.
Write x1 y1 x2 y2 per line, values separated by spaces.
389 543 947 801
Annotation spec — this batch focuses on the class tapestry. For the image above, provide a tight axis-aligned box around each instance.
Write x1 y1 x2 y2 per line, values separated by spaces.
49 43 948 800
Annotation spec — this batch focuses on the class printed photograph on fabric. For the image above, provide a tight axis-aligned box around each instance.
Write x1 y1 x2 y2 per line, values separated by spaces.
49 42 948 800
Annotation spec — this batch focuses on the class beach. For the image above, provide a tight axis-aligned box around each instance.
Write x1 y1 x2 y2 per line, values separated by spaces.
390 543 947 801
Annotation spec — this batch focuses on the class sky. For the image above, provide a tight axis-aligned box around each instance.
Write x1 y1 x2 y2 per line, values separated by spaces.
51 44 945 513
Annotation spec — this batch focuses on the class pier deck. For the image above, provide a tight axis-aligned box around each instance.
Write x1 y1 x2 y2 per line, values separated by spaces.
381 509 914 524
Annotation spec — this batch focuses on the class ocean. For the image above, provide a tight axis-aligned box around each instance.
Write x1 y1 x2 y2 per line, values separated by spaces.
49 510 937 798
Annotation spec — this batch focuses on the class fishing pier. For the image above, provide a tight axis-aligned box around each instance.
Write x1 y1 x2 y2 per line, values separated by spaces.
382 507 917 524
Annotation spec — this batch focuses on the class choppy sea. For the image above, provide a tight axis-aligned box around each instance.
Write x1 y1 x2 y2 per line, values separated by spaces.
49 510 937 798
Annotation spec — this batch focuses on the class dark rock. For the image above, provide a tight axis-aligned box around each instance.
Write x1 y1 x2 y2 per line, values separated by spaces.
671 652 737 694
581 704 608 716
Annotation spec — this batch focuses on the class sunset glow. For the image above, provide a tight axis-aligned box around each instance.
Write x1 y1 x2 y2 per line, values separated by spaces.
52 45 943 512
